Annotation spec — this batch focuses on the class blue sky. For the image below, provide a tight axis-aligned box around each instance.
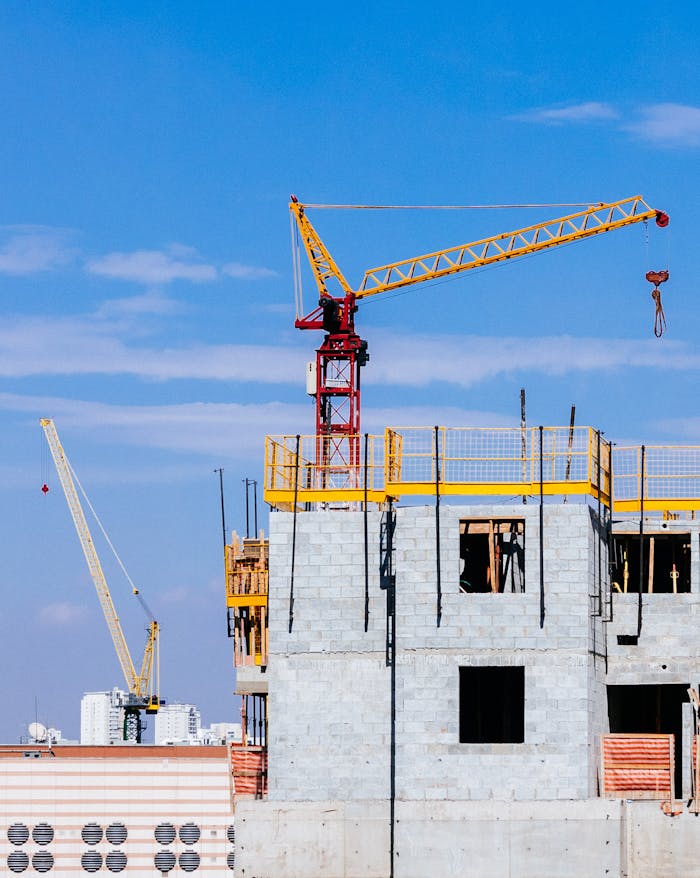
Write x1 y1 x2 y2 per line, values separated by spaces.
1 2 699 741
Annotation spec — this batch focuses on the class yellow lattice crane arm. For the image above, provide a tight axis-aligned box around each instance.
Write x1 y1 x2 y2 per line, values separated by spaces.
290 196 667 302
40 418 158 705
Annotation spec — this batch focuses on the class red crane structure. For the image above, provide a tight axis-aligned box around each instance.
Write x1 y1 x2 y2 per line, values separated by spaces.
290 196 669 485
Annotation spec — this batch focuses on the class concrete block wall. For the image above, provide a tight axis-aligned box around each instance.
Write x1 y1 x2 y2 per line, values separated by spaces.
268 511 388 802
607 519 700 685
268 502 606 803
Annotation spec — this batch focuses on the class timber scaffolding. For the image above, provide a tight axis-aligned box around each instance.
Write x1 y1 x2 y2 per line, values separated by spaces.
264 424 700 513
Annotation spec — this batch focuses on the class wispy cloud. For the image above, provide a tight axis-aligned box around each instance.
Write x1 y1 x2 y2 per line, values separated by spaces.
0 392 514 461
511 101 700 148
95 291 185 317
2 315 700 388
368 332 700 388
0 393 311 456
38 602 89 627
0 226 77 275
625 103 700 147
510 102 618 124
86 245 217 284
222 262 279 280
0 313 307 382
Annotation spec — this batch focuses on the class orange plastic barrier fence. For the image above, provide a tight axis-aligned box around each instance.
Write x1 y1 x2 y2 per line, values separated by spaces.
601 734 674 799
231 744 268 799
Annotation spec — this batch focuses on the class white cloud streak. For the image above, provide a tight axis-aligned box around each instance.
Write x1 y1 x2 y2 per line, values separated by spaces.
511 101 700 148
625 103 700 147
510 102 618 123
0 226 76 275
38 602 89 627
222 262 279 280
86 246 217 284
2 316 700 387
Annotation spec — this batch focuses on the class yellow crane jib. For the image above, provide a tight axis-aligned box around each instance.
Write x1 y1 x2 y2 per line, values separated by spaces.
40 418 161 741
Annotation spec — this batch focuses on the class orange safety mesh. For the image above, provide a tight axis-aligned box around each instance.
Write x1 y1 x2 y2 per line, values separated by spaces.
231 744 268 799
601 734 674 799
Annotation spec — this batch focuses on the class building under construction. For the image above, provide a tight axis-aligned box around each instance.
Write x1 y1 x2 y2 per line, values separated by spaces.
222 426 700 878
221 198 700 877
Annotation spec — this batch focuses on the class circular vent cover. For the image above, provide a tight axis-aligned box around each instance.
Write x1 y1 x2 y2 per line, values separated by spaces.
81 851 102 873
106 851 127 873
179 823 200 845
179 850 200 872
7 851 30 873
106 822 127 845
227 851 236 871
226 824 235 844
7 824 29 846
154 850 176 873
32 824 54 845
81 824 103 845
154 823 176 845
32 851 54 873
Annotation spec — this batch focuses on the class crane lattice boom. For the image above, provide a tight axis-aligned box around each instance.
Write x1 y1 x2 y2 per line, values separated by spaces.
40 419 158 707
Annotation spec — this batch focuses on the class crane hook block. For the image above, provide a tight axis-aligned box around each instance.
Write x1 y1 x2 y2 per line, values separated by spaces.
655 211 670 228
646 270 669 286
646 270 669 338
41 483 49 494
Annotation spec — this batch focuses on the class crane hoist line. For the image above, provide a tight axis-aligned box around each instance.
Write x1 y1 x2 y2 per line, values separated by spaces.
40 418 161 744
290 195 669 474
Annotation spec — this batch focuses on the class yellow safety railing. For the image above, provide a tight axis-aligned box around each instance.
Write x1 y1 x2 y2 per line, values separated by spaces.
265 434 387 505
264 426 611 507
613 446 700 512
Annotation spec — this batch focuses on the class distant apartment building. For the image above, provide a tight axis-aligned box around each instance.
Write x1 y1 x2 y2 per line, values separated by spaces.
154 703 201 745
80 688 127 745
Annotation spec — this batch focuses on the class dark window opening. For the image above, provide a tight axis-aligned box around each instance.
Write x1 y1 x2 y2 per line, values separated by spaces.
459 519 524 593
607 683 689 795
459 666 524 743
611 533 690 594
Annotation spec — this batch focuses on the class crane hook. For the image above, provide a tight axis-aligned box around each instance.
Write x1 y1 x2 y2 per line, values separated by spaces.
646 270 669 337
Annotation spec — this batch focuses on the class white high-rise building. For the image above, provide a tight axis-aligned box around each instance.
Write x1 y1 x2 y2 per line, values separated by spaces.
80 688 127 745
154 703 201 745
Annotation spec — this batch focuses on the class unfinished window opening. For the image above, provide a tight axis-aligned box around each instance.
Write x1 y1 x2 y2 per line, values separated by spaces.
607 684 689 796
459 519 524 593
610 533 690 594
459 666 524 743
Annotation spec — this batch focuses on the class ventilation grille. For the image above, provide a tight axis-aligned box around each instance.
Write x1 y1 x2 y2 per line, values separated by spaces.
180 850 200 872
7 851 30 873
227 851 236 871
179 823 200 845
32 851 54 872
7 824 29 846
81 824 103 845
154 823 176 845
81 851 102 873
106 851 127 873
154 850 176 873
226 824 235 844
32 824 54 845
105 822 127 845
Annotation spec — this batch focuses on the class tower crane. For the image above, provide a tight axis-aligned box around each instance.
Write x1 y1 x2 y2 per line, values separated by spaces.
40 418 160 743
290 196 669 474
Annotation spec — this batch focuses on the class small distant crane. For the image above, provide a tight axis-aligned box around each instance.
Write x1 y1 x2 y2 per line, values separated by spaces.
40 418 160 743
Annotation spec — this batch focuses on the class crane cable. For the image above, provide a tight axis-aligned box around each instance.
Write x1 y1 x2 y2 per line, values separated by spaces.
66 458 155 621
303 202 601 210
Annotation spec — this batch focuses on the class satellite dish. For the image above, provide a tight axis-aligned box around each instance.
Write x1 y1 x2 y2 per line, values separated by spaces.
28 722 47 743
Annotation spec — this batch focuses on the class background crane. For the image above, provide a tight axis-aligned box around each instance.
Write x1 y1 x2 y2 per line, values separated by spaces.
40 418 160 743
290 196 669 476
